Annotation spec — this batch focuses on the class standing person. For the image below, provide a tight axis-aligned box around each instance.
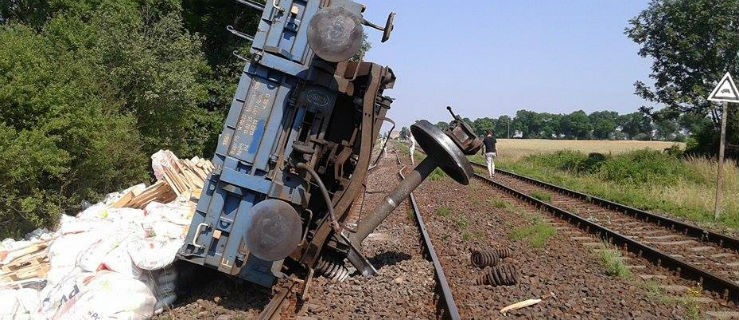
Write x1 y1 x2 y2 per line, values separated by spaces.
382 136 388 157
482 130 497 177
409 133 417 165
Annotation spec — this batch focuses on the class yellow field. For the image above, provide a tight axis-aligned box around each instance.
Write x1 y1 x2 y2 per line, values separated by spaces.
493 139 685 162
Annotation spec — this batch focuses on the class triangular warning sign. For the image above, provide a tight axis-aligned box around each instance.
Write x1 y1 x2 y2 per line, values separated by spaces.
708 72 739 103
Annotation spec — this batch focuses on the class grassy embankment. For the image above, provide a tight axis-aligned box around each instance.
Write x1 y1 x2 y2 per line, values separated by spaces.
469 139 738 234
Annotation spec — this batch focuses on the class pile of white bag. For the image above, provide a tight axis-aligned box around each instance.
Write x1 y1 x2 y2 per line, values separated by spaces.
0 199 193 319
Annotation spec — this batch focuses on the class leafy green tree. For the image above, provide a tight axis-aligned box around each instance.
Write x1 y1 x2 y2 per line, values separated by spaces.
435 121 449 131
0 0 233 237
589 111 619 139
619 112 654 140
472 117 495 137
495 115 512 138
652 108 681 141
626 0 739 151
560 110 592 139
513 109 543 138
539 113 562 139
400 127 410 140
679 112 712 136
0 0 50 26
181 0 260 116
0 24 148 237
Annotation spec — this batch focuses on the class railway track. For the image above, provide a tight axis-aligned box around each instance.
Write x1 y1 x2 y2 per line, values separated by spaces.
399 155 461 320
257 149 460 319
471 162 739 303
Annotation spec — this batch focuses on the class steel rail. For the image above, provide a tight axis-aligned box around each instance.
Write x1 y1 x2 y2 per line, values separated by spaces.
398 154 461 320
470 162 739 251
472 172 739 302
257 280 298 320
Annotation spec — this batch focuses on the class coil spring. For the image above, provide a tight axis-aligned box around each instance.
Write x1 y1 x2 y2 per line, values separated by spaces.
315 257 350 282
494 247 513 259
475 265 518 286
471 250 500 268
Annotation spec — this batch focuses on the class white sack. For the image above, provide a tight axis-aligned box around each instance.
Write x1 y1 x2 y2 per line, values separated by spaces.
128 237 182 271
46 271 155 320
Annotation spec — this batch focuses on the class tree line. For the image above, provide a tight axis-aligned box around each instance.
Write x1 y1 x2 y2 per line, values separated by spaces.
409 108 709 142
0 0 260 236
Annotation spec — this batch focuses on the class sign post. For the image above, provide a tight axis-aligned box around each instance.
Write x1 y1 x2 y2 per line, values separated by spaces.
707 72 739 219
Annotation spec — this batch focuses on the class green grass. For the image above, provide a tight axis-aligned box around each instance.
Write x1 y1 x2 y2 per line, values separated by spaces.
529 190 552 203
487 199 510 209
396 144 410 156
462 232 472 241
639 281 702 319
429 167 446 181
597 249 631 278
455 216 469 230
508 216 556 248
642 280 664 297
684 299 700 320
436 206 451 218
500 150 739 233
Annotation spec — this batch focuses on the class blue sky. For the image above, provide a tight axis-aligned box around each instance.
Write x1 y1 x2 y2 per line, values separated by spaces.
359 1 654 129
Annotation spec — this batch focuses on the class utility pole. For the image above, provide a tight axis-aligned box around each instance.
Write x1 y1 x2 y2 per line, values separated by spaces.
507 119 510 139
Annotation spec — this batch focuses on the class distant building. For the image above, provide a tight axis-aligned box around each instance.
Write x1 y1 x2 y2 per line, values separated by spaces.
389 130 401 140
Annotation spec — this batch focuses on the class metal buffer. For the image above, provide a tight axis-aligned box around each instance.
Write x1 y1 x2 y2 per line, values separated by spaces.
347 107 483 274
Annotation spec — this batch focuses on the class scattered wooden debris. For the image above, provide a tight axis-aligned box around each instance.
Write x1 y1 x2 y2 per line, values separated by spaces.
0 150 212 286
500 298 542 314
115 151 213 209
0 242 50 283
151 150 214 198
126 181 177 209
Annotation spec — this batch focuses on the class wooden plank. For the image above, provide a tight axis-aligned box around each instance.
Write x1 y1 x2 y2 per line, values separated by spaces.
183 170 204 189
2 250 47 272
111 190 135 208
183 160 208 181
1 242 48 267
162 173 183 196
1 263 50 282
164 166 188 193
128 181 176 208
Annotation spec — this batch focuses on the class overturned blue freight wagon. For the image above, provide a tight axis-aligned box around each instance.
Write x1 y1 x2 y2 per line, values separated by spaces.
178 0 482 289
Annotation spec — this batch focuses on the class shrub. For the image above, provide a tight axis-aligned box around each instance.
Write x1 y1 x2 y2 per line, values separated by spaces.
539 150 587 172
597 149 683 184
662 144 684 157
577 152 608 174
0 23 150 238
598 250 631 278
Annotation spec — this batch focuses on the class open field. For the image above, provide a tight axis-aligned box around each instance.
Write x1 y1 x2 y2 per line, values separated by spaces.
466 139 737 234
492 139 685 162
